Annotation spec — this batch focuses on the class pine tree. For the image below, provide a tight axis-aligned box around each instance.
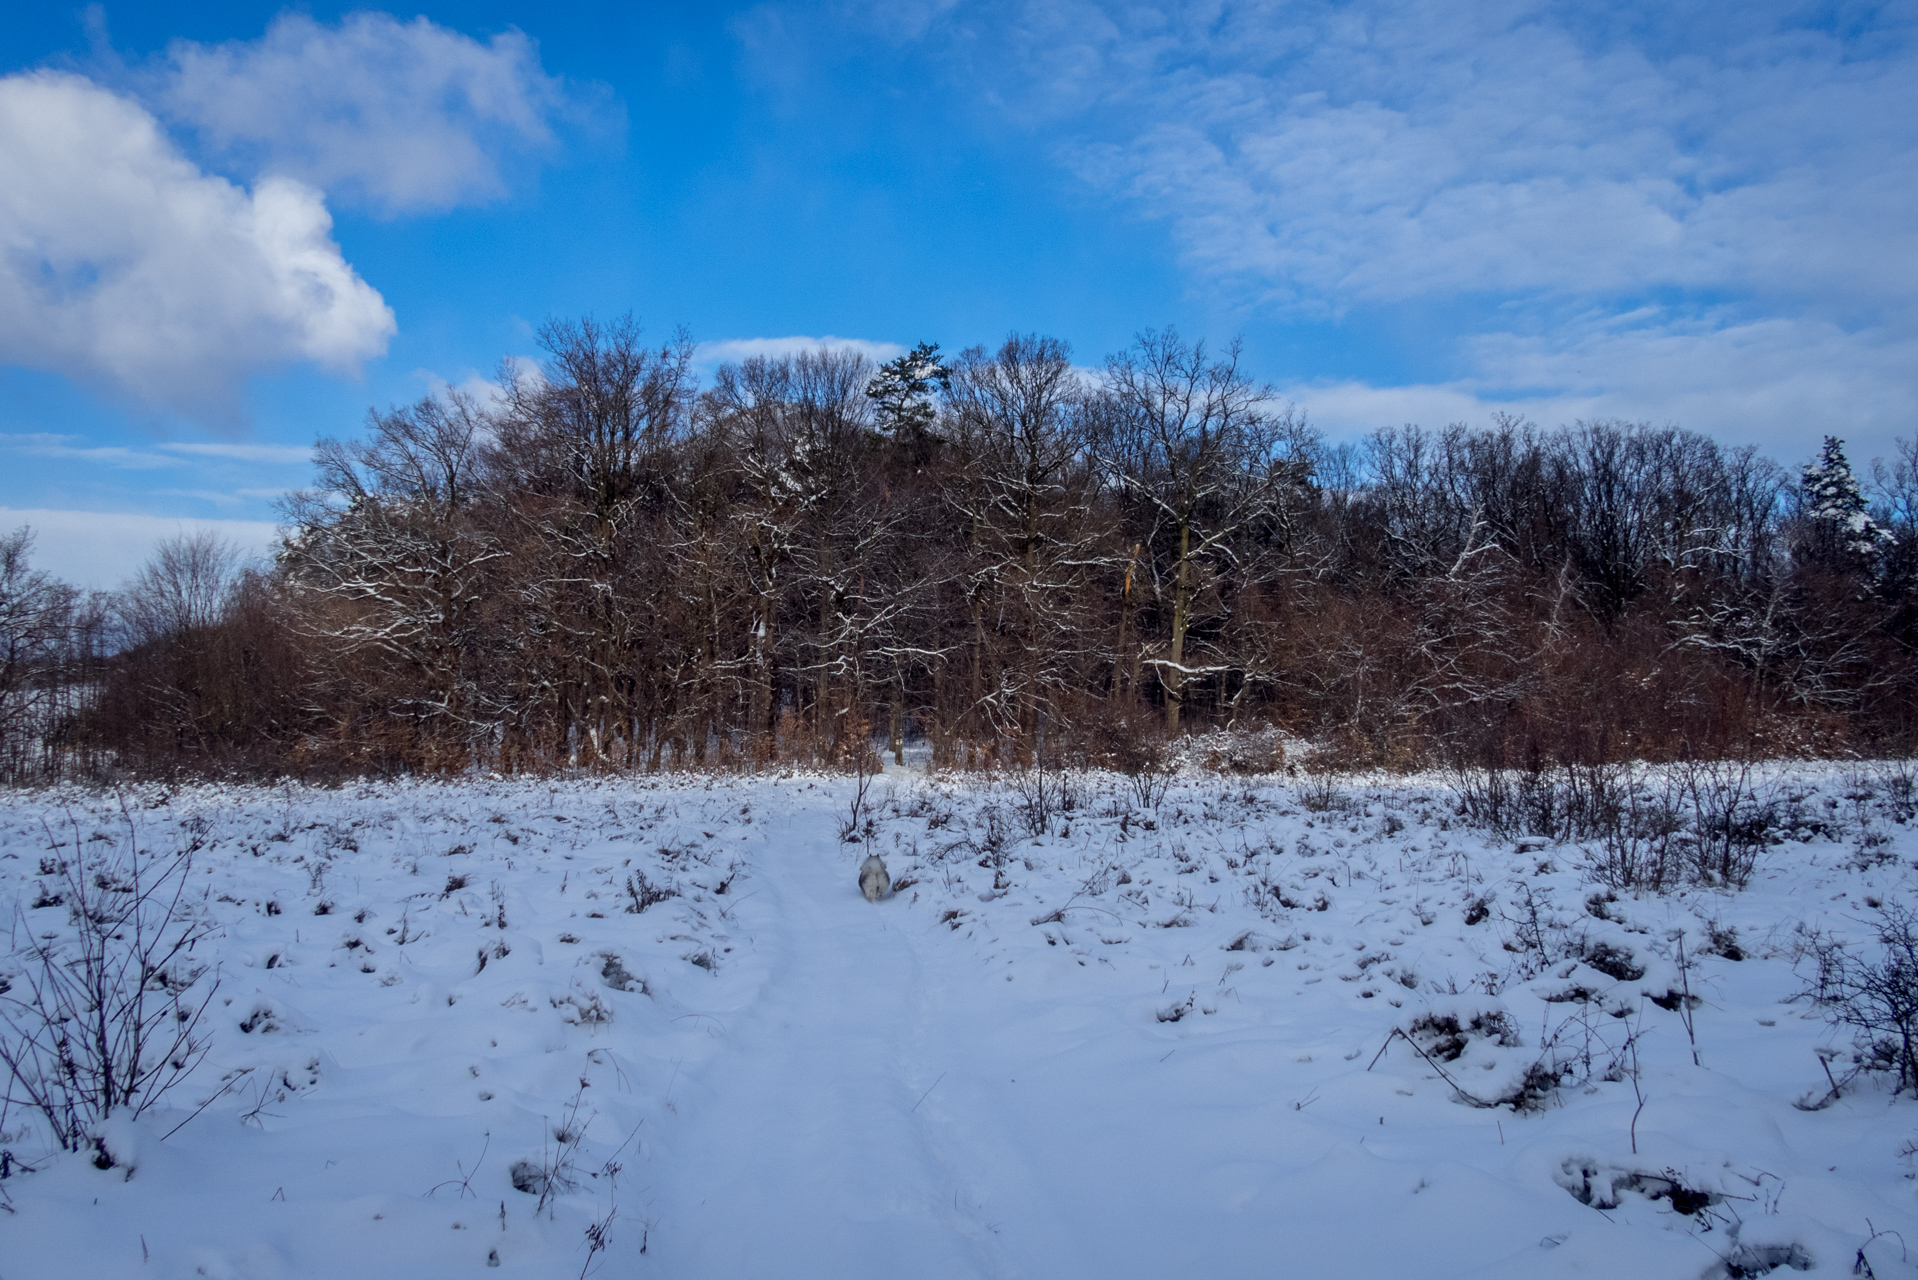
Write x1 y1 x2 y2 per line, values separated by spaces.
1801 435 1889 565
865 342 951 438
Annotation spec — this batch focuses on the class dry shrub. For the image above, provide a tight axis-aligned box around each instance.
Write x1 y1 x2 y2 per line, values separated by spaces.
0 815 219 1157
1800 904 1918 1096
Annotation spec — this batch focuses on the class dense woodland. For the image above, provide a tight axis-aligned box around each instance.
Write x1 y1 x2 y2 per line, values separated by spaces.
5 318 1917 782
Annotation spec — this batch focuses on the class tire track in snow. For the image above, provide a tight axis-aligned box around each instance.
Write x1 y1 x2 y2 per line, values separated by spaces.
644 821 1004 1278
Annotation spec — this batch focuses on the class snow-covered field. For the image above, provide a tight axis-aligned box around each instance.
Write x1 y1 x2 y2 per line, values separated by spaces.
2 763 1915 1279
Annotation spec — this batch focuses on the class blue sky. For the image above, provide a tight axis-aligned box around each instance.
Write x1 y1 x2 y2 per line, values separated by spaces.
2 1 1914 584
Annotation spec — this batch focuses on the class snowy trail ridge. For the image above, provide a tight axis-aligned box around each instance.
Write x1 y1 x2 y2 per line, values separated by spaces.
651 818 999 1277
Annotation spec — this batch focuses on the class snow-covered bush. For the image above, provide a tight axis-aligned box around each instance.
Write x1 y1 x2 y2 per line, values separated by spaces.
1448 759 1776 890
1801 904 1918 1096
0 814 219 1156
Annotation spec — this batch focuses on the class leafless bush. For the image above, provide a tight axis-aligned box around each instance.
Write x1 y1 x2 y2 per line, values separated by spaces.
1877 756 1918 824
1124 756 1176 809
1405 1010 1520 1061
940 800 1011 874
512 1082 595 1216
1447 763 1527 833
1008 764 1079 836
0 812 219 1156
1454 761 1649 845
1498 883 1567 979
622 873 675 915
1585 767 1686 891
1453 759 1775 891
1297 771 1343 813
1799 904 1918 1096
1374 1002 1647 1114
1839 758 1918 834
1191 726 1287 775
1079 716 1176 808
1699 1242 1814 1280
839 737 882 843
1677 759 1774 887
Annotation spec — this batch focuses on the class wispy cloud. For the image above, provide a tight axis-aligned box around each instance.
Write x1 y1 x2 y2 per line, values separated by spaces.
1285 312 1918 459
896 0 1917 302
0 506 279 587
698 335 907 367
158 441 312 464
0 433 321 482
1049 2 1918 314
415 358 539 410
0 432 177 469
876 0 1918 455
152 487 244 507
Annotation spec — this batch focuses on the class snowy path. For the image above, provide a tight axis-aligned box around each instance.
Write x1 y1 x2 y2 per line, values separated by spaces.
645 822 1001 1277
639 823 1526 1279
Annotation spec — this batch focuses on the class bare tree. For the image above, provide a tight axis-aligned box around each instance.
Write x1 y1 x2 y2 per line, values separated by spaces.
0 529 83 778
119 531 239 648
778 348 891 762
282 389 500 765
59 314 1918 778
703 356 807 745
487 316 696 766
1098 329 1314 732
944 334 1107 756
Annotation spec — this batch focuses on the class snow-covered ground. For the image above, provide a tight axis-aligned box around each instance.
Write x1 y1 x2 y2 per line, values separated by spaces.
2 764 1915 1279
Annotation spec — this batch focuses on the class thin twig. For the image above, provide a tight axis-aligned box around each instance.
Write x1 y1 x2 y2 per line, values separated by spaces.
1367 1028 1495 1107
1677 935 1700 1066
911 1072 946 1113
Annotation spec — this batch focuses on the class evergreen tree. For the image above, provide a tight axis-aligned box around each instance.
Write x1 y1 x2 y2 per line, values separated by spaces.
1800 435 1889 565
865 342 951 438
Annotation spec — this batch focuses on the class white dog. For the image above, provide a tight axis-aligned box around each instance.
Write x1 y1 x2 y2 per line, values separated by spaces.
858 854 891 902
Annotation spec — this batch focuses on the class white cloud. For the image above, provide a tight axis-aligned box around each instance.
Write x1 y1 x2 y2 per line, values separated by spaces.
158 441 313 464
698 335 908 367
0 433 177 469
0 432 315 471
1285 313 1918 464
1463 316 1918 461
0 71 394 420
415 359 537 411
0 15 582 419
0 507 280 589
878 0 1918 457
935 0 1918 314
159 13 571 215
152 488 244 507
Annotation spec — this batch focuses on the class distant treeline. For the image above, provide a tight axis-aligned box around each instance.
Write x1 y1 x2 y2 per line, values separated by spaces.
8 318 1918 781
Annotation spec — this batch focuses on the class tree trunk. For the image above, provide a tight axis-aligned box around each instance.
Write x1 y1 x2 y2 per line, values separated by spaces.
1166 520 1192 734
889 674 905 765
